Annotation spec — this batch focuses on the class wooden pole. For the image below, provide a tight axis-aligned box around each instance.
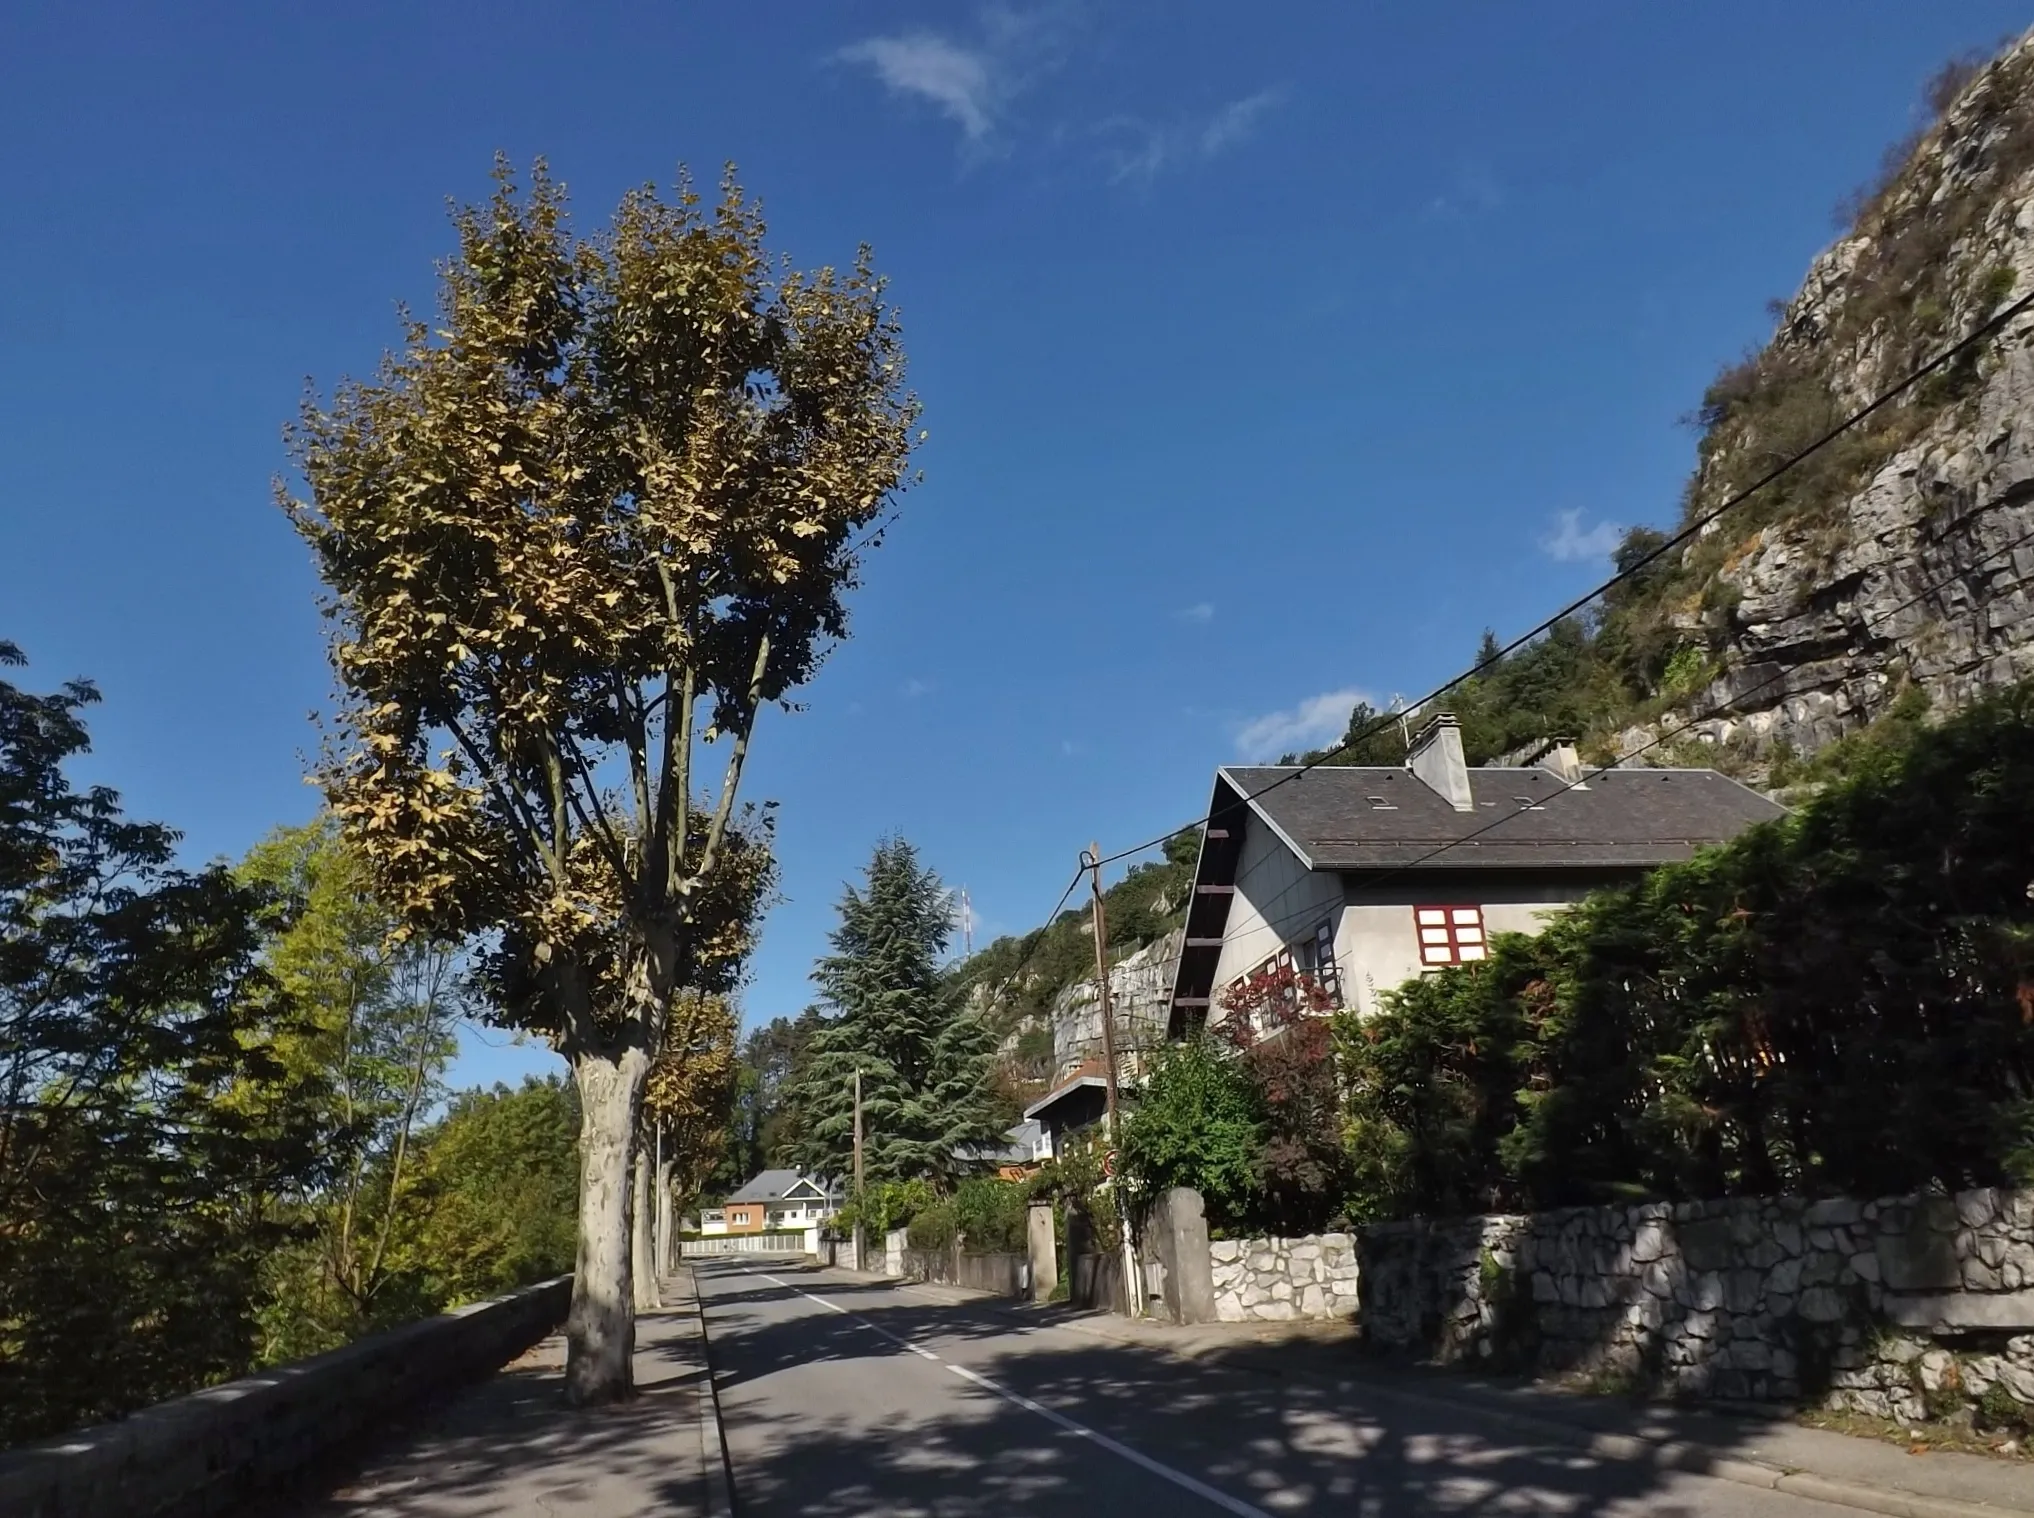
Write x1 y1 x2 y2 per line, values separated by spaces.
1086 844 1142 1319
852 1066 865 1271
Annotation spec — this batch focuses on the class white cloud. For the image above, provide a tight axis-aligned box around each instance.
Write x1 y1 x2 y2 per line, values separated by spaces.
1096 88 1286 185
839 33 999 140
1541 509 1623 563
1234 687 1369 761
903 678 933 698
1176 601 1215 624
1200 88 1285 156
1096 116 1168 182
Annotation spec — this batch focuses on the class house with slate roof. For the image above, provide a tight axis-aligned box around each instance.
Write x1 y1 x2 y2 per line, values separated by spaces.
1168 713 1786 1037
697 1169 840 1236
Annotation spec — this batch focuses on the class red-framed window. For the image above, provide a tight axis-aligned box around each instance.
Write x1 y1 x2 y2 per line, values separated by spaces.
1415 905 1486 966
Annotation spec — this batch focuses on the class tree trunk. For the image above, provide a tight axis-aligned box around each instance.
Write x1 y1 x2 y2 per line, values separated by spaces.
655 1151 676 1274
632 1141 660 1311
567 1043 648 1405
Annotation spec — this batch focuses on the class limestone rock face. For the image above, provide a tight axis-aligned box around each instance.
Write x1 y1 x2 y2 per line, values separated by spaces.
1049 928 1182 1079
1626 35 2034 766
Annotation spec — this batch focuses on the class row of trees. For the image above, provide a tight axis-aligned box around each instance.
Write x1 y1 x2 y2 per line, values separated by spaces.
0 645 581 1446
1128 682 2034 1231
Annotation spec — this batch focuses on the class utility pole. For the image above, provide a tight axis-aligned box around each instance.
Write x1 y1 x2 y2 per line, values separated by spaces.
852 1066 865 1272
960 886 973 960
1085 844 1142 1319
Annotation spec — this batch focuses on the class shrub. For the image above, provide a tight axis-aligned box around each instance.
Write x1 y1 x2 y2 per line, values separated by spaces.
1341 681 2034 1216
954 1177 1029 1253
1119 1033 1264 1230
906 1199 956 1252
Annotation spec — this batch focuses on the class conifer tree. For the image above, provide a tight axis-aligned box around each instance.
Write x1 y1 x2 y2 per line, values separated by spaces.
790 840 1001 1190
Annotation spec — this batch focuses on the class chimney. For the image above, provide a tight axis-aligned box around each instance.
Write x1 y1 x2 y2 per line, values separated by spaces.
1532 737 1583 785
1407 713 1474 811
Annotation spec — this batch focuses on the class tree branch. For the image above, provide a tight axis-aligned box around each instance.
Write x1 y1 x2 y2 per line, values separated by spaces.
685 631 771 900
442 714 563 887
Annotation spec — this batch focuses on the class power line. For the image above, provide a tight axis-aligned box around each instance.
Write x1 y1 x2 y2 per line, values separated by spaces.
1338 514 2034 897
1158 515 2034 1003
1084 287 2034 876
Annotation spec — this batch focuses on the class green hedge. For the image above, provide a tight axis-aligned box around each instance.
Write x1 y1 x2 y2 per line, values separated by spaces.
1340 682 2034 1219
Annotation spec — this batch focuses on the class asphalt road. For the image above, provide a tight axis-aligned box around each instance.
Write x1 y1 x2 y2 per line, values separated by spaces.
695 1261 1865 1518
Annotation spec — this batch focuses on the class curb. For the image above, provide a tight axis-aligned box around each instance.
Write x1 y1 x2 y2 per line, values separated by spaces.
685 1266 737 1518
883 1281 2030 1518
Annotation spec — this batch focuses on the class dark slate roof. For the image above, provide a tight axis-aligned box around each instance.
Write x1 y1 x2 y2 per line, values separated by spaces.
726 1168 828 1203
1221 764 1786 872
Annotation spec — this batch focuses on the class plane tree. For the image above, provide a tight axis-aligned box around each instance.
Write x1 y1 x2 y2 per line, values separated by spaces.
282 160 915 1401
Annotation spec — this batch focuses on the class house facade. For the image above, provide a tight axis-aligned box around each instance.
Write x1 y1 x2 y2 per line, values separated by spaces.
698 1169 839 1235
1169 714 1787 1035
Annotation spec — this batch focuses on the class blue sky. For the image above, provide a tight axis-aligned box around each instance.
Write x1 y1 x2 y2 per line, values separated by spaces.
4 2 2026 1089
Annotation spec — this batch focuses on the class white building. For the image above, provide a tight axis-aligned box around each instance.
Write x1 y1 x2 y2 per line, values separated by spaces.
1168 714 1786 1034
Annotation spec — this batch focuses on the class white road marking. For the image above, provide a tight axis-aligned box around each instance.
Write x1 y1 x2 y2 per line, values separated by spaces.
739 1268 1276 1518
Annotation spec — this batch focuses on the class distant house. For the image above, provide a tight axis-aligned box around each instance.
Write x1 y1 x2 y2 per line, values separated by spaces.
955 1118 1054 1179
1169 714 1786 1036
1022 1062 1114 1158
699 1170 840 1235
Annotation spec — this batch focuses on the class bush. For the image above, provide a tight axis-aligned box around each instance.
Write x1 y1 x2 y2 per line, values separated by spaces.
832 1176 935 1242
906 1199 956 1251
954 1177 1028 1253
1339 682 2034 1216
1119 1033 1264 1230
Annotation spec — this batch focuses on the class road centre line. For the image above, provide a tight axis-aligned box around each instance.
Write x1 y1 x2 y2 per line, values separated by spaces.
742 1269 1276 1518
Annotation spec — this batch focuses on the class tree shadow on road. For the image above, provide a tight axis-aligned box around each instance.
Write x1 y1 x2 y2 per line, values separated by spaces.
701 1262 1803 1518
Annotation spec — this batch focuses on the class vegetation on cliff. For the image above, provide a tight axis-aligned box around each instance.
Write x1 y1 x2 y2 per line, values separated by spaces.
1293 40 2034 778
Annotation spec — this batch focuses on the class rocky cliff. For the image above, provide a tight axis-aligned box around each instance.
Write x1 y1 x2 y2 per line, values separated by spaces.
1641 35 2034 765
1046 928 1181 1080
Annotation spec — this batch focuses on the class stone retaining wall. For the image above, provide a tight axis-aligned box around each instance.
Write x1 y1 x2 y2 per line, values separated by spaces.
1357 1188 2034 1422
0 1275 570 1518
1209 1233 1361 1323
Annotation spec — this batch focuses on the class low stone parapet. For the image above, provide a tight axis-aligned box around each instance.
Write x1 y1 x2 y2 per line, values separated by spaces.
0 1275 570 1518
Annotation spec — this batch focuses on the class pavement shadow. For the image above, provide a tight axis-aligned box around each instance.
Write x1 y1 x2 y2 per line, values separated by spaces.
699 1261 1795 1518
262 1297 712 1517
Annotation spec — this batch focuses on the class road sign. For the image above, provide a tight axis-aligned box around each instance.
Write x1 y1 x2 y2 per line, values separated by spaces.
1103 1148 1118 1178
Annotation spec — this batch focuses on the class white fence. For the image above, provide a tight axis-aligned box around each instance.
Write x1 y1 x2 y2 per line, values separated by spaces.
679 1231 810 1258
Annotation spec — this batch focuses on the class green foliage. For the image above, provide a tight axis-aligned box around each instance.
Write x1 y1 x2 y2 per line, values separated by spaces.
832 1175 935 1242
954 1177 1029 1253
716 1008 825 1190
1336 935 1548 1219
905 1198 956 1251
1119 1033 1265 1230
235 818 463 1360
1030 1130 1120 1245
407 1077 580 1305
787 839 1005 1188
1339 682 2034 1217
0 646 329 1446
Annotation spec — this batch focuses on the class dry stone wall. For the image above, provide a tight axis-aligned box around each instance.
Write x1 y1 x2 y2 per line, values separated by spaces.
1357 1187 2034 1422
1209 1233 1361 1323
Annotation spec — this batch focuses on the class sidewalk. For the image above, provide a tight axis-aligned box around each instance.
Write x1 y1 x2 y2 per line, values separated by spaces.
278 1274 729 1517
888 1275 2034 1518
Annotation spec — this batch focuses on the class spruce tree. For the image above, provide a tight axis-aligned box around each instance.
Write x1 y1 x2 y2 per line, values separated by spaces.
790 839 1002 1190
